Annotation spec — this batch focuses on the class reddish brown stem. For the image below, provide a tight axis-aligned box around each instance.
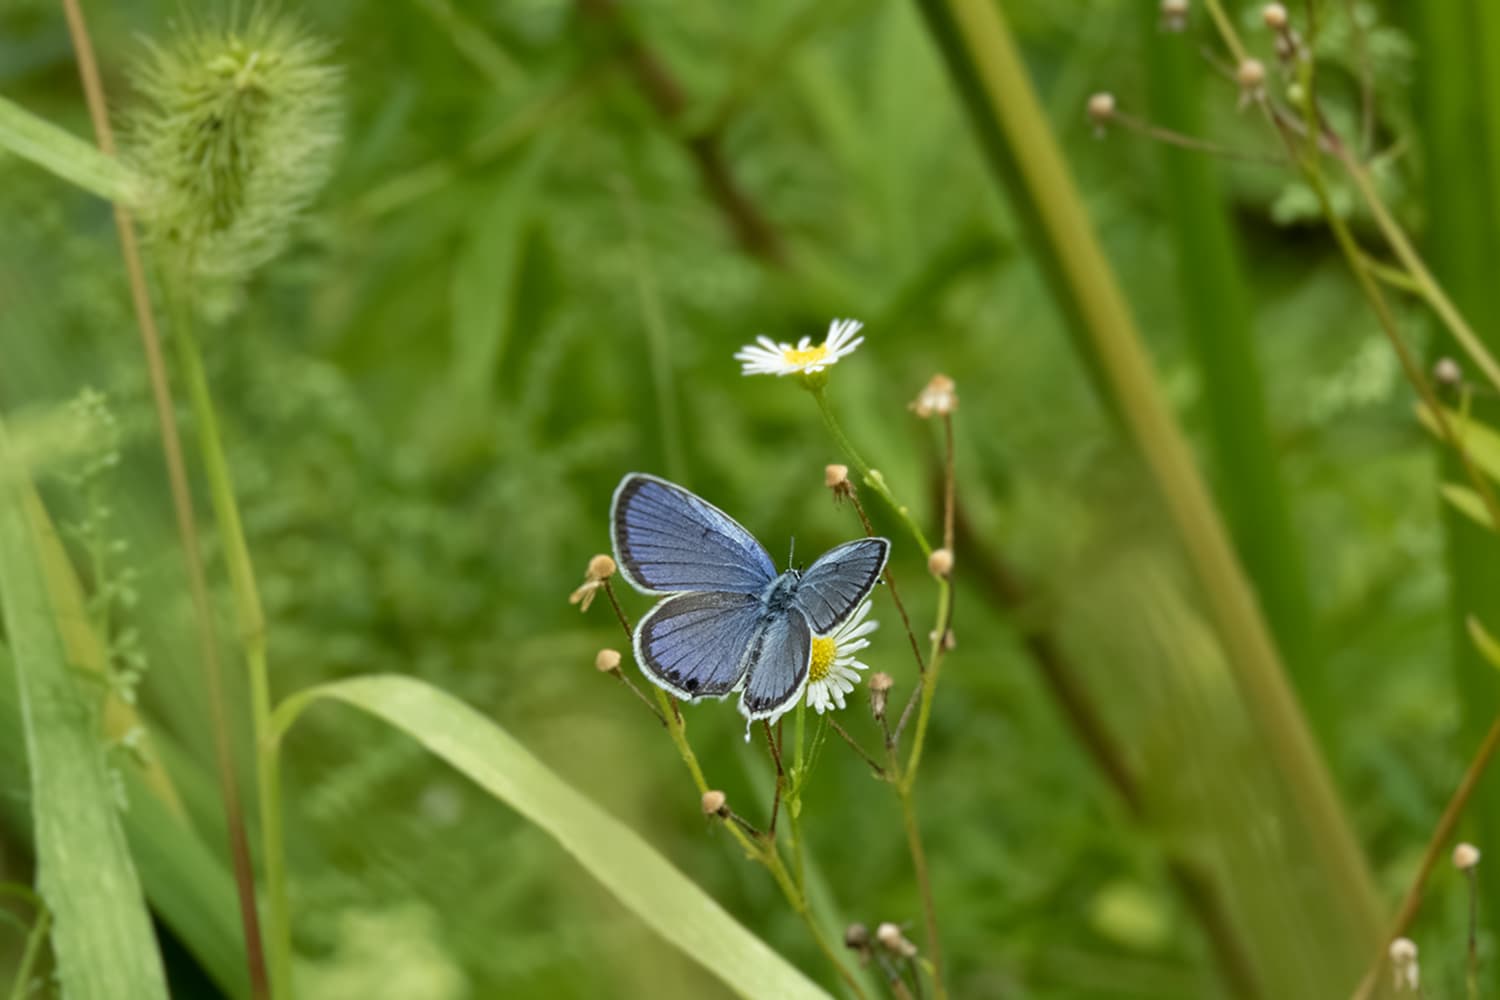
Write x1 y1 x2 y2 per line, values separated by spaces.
58 3 269 995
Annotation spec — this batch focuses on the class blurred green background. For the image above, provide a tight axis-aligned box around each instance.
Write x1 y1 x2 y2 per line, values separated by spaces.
0 0 1488 996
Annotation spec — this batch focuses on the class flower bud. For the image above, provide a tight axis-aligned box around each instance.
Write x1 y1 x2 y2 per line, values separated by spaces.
825 464 850 489
876 922 918 958
910 374 960 419
588 554 617 580
928 548 954 578
844 923 869 949
1434 357 1463 388
1454 842 1481 871
701 790 728 817
1160 0 1188 32
595 648 622 673
1237 58 1266 92
869 672 893 721
1262 3 1288 29
1389 937 1419 991
1087 92 1116 128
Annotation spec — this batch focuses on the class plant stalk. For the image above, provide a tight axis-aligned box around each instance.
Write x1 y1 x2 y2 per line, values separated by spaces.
163 273 292 1000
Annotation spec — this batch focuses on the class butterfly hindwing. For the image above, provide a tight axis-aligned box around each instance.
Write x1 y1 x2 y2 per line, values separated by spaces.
611 473 778 595
792 537 890 634
739 608 812 720
634 590 764 700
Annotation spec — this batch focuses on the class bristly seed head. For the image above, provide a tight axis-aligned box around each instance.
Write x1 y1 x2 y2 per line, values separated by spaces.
825 464 850 489
1454 842 1481 871
594 648 622 673
869 672 892 721
124 12 342 287
701 789 728 816
910 373 959 419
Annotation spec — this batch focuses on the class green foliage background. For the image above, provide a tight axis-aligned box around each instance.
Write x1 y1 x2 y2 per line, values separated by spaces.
0 0 1484 996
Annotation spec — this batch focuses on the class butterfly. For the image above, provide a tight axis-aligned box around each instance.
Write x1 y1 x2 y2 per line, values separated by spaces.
611 473 890 722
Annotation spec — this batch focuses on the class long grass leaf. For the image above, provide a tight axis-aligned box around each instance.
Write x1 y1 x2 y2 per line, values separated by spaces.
1141 8 1322 739
1409 0 1500 931
270 674 834 1000
0 420 168 1000
0 95 143 205
908 0 1383 980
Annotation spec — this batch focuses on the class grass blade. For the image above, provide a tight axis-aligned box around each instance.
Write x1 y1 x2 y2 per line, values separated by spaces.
0 419 168 1000
0 95 143 205
271 674 834 1000
909 0 1383 985
1141 8 1322 739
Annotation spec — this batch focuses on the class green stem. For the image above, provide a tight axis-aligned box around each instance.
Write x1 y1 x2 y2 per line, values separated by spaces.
901 582 951 792
7 904 50 1000
164 272 293 1000
897 787 943 1000
810 384 933 555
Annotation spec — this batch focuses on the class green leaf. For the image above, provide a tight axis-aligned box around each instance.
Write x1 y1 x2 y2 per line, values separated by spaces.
1467 615 1500 672
0 420 169 1000
0 95 144 205
271 675 833 1000
1415 403 1500 483
1441 482 1494 530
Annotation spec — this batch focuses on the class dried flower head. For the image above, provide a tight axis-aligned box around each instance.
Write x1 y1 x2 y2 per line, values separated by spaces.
869 672 893 721
1087 92 1116 136
125 12 342 285
928 548 954 577
876 922 918 958
1454 842 1481 871
700 790 728 816
570 553 619 611
1160 0 1189 32
910 374 959 419
594 648 622 673
1434 357 1463 389
1262 3 1288 29
1389 937 1418 991
1236 59 1267 107
825 464 850 489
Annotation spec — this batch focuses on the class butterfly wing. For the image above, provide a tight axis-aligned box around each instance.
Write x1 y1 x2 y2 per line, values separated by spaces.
792 537 890 634
738 609 813 721
634 590 765 700
611 473 778 595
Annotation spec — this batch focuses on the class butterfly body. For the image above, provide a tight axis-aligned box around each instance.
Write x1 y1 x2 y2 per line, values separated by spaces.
611 473 889 721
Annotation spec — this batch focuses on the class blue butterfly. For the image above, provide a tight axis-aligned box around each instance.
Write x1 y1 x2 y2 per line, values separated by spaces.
611 473 891 722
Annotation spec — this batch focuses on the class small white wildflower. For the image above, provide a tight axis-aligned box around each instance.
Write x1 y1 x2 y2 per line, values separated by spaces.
734 319 864 377
806 599 878 714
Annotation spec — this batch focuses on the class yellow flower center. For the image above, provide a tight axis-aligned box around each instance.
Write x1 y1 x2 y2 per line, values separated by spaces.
783 343 829 366
809 636 836 682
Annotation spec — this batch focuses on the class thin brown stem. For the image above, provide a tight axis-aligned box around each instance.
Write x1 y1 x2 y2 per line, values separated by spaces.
1340 0 1375 157
1108 110 1290 167
1350 713 1500 1000
1467 866 1480 999
828 718 886 777
847 491 925 675
763 719 785 838
58 3 269 996
602 579 634 641
940 415 956 555
609 670 667 726
575 0 787 266
898 788 942 998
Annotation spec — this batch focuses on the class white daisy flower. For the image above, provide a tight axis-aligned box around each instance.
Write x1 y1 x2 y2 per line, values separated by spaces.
805 598 878 714
734 318 864 377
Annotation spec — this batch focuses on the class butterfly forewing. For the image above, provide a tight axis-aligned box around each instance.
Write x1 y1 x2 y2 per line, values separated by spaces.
792 538 890 634
612 474 778 595
739 609 812 720
634 590 763 700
